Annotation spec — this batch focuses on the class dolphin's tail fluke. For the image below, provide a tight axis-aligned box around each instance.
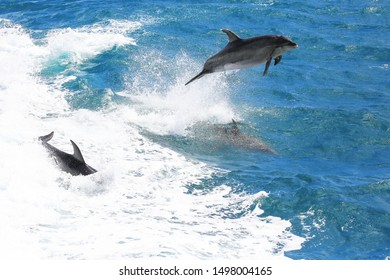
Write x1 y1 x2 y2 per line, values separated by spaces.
185 70 207 86
39 131 54 143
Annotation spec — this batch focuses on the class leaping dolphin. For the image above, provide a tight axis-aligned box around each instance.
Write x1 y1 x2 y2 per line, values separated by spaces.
39 132 97 176
185 29 298 85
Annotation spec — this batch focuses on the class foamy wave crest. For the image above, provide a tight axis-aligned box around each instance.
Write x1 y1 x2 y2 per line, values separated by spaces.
0 19 68 136
45 19 140 64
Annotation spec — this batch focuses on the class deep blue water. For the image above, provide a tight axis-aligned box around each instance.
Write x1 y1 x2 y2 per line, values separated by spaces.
1 0 389 259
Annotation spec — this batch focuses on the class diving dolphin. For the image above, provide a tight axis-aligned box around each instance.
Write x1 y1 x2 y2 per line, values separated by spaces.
218 119 276 154
185 29 298 85
39 132 97 176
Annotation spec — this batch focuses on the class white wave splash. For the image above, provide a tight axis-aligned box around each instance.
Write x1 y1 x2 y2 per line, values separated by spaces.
0 19 304 259
45 19 139 64
119 51 238 135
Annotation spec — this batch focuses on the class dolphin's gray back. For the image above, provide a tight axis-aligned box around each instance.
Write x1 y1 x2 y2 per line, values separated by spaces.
205 35 288 71
213 121 276 154
232 133 276 154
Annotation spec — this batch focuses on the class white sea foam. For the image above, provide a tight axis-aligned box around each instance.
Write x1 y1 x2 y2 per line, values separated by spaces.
0 19 304 259
121 51 238 135
45 20 139 64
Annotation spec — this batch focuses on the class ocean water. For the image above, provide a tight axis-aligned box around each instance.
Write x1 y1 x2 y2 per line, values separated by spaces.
0 0 389 260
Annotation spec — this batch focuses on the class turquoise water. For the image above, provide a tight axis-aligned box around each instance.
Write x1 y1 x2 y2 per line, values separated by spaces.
0 0 389 259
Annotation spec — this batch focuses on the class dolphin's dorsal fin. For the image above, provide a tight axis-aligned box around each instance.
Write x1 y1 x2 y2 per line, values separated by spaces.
70 140 85 163
39 131 54 143
232 119 239 130
222 29 241 43
231 119 240 135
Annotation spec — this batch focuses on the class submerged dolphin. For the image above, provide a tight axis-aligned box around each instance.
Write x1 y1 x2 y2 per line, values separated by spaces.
185 29 298 85
39 132 97 176
217 119 276 154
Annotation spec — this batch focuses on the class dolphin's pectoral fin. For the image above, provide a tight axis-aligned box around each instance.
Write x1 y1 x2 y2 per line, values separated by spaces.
263 58 272 76
70 140 86 163
39 131 54 143
274 55 282 66
221 29 241 43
